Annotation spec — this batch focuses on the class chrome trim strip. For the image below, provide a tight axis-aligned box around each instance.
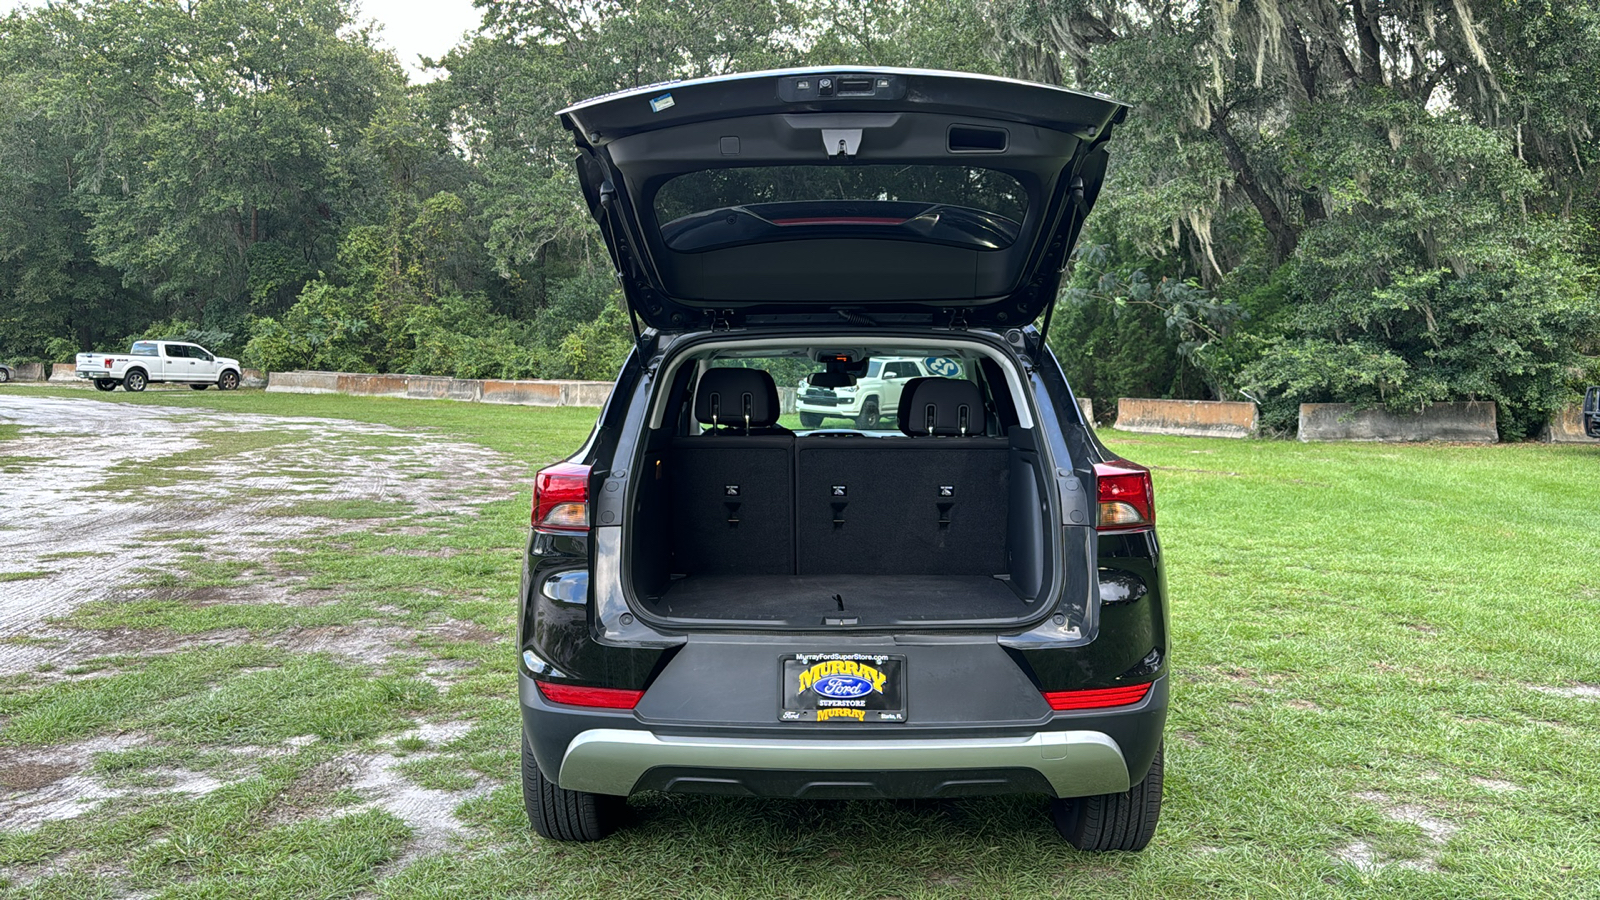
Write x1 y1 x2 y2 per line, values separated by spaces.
558 729 1129 798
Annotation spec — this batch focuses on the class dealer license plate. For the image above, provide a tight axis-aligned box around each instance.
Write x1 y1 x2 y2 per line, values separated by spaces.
780 653 906 723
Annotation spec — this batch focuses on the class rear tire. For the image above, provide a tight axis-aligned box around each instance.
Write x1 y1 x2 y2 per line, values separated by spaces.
0 367 9 383
1051 743 1164 851
218 370 240 391
855 398 880 430
190 383 210 390
799 412 823 428
94 379 117 392
122 369 147 392
522 738 625 841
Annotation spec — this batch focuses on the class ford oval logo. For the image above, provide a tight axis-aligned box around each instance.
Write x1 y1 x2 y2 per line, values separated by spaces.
813 675 875 698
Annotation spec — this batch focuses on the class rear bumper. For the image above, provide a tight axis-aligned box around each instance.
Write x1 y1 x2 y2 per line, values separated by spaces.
796 396 858 413
521 672 1166 799
557 727 1130 797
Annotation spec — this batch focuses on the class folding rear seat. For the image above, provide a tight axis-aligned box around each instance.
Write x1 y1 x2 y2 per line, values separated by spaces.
669 368 795 575
796 377 1009 576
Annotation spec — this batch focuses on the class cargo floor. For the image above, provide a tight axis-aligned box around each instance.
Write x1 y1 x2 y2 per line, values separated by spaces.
645 574 1029 626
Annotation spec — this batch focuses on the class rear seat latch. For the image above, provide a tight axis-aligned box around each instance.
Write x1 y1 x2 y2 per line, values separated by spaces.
724 485 741 525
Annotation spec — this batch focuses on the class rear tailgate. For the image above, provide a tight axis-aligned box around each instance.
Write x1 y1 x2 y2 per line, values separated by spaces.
558 68 1127 331
75 354 116 376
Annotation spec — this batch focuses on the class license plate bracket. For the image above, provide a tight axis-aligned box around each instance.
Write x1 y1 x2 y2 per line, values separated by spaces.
780 653 906 723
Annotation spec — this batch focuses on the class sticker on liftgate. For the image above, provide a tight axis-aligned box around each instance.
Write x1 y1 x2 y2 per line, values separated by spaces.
780 653 906 723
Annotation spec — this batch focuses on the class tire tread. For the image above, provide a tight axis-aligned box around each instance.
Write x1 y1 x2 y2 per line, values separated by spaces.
522 739 622 841
1052 743 1163 852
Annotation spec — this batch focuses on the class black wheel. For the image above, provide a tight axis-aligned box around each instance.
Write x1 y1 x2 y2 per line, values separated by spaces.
218 370 240 391
522 738 625 841
799 412 823 428
122 369 147 392
1051 742 1164 851
190 383 210 390
94 379 117 392
855 398 880 430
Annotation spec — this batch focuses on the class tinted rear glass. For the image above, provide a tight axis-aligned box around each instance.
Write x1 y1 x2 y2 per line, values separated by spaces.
702 353 980 434
655 165 1027 229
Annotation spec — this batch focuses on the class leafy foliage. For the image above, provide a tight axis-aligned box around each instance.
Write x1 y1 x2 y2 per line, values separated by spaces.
989 0 1600 434
0 0 1596 438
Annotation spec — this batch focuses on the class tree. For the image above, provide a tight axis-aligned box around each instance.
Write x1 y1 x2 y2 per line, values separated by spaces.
980 0 1600 432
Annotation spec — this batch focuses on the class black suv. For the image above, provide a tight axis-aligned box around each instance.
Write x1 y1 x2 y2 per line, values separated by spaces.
518 68 1168 851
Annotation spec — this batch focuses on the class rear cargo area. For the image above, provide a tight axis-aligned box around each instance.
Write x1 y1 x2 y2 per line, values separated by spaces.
628 431 1054 629
649 574 1025 625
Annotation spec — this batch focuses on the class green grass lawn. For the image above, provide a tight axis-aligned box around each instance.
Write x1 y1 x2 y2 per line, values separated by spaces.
2 385 1598 898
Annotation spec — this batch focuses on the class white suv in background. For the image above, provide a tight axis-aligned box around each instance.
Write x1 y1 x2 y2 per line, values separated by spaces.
796 356 963 429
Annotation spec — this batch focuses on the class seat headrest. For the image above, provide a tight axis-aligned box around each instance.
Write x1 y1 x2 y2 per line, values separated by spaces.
898 377 987 436
694 367 782 429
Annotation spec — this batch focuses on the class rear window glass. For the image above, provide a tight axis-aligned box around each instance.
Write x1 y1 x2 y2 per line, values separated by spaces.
655 165 1027 248
698 353 985 435
131 342 158 357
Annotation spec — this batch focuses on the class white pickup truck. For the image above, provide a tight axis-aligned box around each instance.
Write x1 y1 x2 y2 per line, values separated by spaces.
75 341 244 392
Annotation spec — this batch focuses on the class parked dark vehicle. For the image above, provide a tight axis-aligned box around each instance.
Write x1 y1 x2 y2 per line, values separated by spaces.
1585 387 1600 438
0 363 12 383
517 68 1168 851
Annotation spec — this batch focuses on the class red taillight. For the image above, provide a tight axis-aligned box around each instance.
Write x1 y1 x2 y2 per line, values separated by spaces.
535 681 644 709
104 358 112 368
533 461 590 533
1095 461 1154 532
1042 682 1152 711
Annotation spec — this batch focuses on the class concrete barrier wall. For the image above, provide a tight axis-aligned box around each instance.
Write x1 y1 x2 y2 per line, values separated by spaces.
6 362 46 382
1298 401 1498 442
1114 398 1257 438
480 379 565 406
48 363 77 382
264 371 341 393
1540 404 1597 443
266 370 613 408
335 373 411 397
1078 397 1094 424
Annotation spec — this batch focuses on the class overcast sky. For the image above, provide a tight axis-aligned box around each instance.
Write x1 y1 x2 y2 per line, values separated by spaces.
355 0 482 79
0 0 484 81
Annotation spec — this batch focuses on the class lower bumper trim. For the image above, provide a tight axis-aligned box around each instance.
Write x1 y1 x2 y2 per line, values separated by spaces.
558 728 1130 798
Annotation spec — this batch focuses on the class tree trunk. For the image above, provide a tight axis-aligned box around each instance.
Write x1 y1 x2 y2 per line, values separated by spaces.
1288 25 1318 101
1207 113 1299 263
1352 0 1385 87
